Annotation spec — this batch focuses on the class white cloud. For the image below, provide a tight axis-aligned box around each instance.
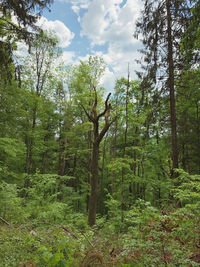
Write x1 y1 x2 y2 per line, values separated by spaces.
71 5 80 15
78 0 142 87
57 0 92 15
16 0 142 92
58 0 90 4
14 17 75 69
61 51 76 64
37 17 75 48
81 0 140 46
10 12 75 49
14 41 29 63
100 67 116 92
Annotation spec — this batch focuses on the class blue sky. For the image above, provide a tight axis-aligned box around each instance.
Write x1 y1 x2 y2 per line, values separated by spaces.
38 0 142 91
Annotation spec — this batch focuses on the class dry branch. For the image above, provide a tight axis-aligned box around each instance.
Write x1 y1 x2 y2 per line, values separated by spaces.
44 221 78 239
0 217 13 228
97 93 111 120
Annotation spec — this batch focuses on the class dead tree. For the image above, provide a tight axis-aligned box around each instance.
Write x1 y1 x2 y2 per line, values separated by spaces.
82 89 114 226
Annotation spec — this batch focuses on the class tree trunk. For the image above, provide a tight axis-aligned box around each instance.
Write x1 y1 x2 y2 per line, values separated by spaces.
99 136 107 214
88 141 99 226
83 92 113 226
166 0 179 176
121 64 129 221
24 104 37 187
86 129 92 212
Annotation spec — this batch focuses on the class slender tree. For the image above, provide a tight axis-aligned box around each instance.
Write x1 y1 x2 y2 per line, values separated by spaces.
135 0 191 176
166 0 178 174
20 32 60 182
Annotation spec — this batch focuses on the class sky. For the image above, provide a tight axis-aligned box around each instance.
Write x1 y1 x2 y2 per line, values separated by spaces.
35 0 142 91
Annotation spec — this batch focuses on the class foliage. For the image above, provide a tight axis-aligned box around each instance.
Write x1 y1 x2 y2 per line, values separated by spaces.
0 0 54 80
1 184 200 266
0 182 27 223
0 0 199 265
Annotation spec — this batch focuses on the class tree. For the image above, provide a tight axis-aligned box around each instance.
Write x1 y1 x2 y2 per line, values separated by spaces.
0 0 53 80
176 68 200 174
181 0 200 67
135 0 191 176
166 0 178 175
83 90 114 226
67 56 115 225
0 0 53 26
177 0 200 174
19 32 61 181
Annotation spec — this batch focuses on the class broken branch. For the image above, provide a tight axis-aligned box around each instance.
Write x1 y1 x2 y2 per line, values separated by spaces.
0 217 13 228
97 93 111 120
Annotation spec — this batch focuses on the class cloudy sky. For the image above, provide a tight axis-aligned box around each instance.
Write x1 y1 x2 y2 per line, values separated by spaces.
38 0 142 91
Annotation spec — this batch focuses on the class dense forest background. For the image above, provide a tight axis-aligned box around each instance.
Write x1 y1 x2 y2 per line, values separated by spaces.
0 0 200 266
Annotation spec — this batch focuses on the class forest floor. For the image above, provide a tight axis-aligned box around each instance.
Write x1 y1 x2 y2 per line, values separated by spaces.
0 211 200 267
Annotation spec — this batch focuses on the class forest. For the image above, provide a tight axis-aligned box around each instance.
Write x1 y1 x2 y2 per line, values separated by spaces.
0 0 200 266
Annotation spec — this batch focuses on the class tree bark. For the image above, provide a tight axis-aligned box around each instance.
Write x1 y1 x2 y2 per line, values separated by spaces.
88 140 99 226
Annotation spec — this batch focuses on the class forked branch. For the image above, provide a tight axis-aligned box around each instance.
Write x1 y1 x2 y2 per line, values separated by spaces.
97 93 111 120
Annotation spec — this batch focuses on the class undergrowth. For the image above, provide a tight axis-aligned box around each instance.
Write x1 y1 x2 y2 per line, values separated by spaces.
0 170 200 266
0 205 200 267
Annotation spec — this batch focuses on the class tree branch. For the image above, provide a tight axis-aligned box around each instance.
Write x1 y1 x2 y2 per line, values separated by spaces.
0 217 13 228
97 93 111 120
93 85 98 108
44 221 78 239
97 117 116 144
92 85 98 119
81 104 95 123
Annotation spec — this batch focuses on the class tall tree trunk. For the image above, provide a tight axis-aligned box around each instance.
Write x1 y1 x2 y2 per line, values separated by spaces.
99 136 107 214
121 64 130 221
196 102 200 173
111 121 117 196
88 140 99 226
24 104 37 187
166 0 179 176
86 129 92 212
111 95 119 197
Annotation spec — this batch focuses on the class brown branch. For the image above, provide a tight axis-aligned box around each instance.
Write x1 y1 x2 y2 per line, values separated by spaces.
92 85 98 119
81 104 94 123
93 85 97 107
0 217 13 228
44 221 78 239
96 117 116 144
79 230 94 248
97 93 111 120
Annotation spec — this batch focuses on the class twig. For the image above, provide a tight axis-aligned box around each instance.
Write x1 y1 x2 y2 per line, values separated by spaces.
79 230 94 248
0 217 13 228
44 221 78 239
